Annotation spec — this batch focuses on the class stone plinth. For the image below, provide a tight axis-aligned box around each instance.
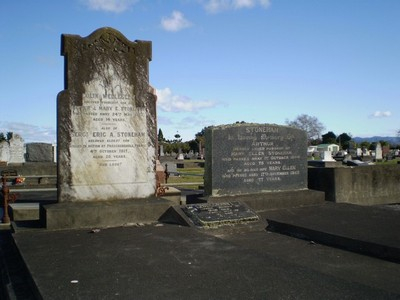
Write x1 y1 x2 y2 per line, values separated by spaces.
41 199 172 230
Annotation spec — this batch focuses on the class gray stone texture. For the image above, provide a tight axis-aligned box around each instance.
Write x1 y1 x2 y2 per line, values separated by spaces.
0 140 9 162
25 143 53 162
308 164 400 205
57 27 157 202
11 204 400 299
0 134 25 164
8 134 25 163
204 123 308 196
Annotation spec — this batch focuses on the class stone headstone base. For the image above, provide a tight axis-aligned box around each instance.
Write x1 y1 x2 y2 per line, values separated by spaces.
160 186 182 205
10 203 40 221
40 198 173 230
308 161 341 168
207 189 325 212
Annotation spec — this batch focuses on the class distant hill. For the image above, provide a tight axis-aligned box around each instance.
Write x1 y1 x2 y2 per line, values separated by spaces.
353 136 399 144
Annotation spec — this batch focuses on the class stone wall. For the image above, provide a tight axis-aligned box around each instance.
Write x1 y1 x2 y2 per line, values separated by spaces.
308 164 400 205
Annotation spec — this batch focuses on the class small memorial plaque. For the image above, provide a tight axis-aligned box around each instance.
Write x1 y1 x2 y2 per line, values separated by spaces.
204 124 308 196
182 202 259 227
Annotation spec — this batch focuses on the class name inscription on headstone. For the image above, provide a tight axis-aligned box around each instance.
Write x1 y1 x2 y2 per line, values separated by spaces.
58 28 156 201
70 85 148 185
205 124 308 196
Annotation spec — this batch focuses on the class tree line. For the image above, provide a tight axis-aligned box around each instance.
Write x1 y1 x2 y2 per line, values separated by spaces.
158 114 399 155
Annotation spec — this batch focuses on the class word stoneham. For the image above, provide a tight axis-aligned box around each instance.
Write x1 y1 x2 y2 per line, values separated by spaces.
57 28 157 202
204 124 308 197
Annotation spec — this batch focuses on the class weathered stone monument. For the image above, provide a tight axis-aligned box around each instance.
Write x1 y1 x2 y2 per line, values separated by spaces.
0 140 9 163
375 142 383 161
161 123 324 227
9 134 25 164
0 134 25 164
321 150 335 162
204 123 324 211
25 143 53 162
42 28 170 229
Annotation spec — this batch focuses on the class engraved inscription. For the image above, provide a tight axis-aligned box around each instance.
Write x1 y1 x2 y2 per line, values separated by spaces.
69 64 148 186
220 126 300 184
208 124 307 195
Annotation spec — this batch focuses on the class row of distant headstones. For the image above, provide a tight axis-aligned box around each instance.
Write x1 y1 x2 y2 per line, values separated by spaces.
0 138 55 163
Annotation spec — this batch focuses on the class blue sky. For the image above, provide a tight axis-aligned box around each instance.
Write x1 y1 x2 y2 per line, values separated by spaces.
0 0 399 143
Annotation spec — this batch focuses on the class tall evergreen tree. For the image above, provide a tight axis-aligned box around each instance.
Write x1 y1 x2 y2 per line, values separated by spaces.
158 128 165 142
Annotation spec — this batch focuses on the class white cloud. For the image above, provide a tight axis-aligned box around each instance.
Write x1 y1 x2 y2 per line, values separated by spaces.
204 0 271 13
0 122 56 143
370 111 392 118
156 88 216 112
157 116 174 126
161 11 192 32
178 116 215 129
82 0 138 13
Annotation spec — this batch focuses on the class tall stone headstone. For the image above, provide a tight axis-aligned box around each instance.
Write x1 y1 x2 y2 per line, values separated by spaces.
0 140 9 163
57 28 157 202
375 143 383 161
205 124 308 196
8 134 25 164
159 144 165 157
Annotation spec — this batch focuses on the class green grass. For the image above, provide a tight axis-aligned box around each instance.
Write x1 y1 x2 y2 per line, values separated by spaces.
375 158 400 165
166 167 204 190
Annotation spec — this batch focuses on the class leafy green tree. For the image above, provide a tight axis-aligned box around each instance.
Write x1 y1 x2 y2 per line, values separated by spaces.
322 131 337 144
360 141 370 151
188 139 199 152
163 143 173 154
195 127 207 146
336 133 352 150
379 140 389 147
369 142 377 151
181 142 190 153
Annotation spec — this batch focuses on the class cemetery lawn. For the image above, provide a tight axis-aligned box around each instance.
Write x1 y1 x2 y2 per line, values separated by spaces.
167 167 204 190
376 158 400 165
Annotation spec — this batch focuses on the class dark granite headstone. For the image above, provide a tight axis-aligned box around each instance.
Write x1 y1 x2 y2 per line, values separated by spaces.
204 123 308 196
26 143 53 162
57 28 157 202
